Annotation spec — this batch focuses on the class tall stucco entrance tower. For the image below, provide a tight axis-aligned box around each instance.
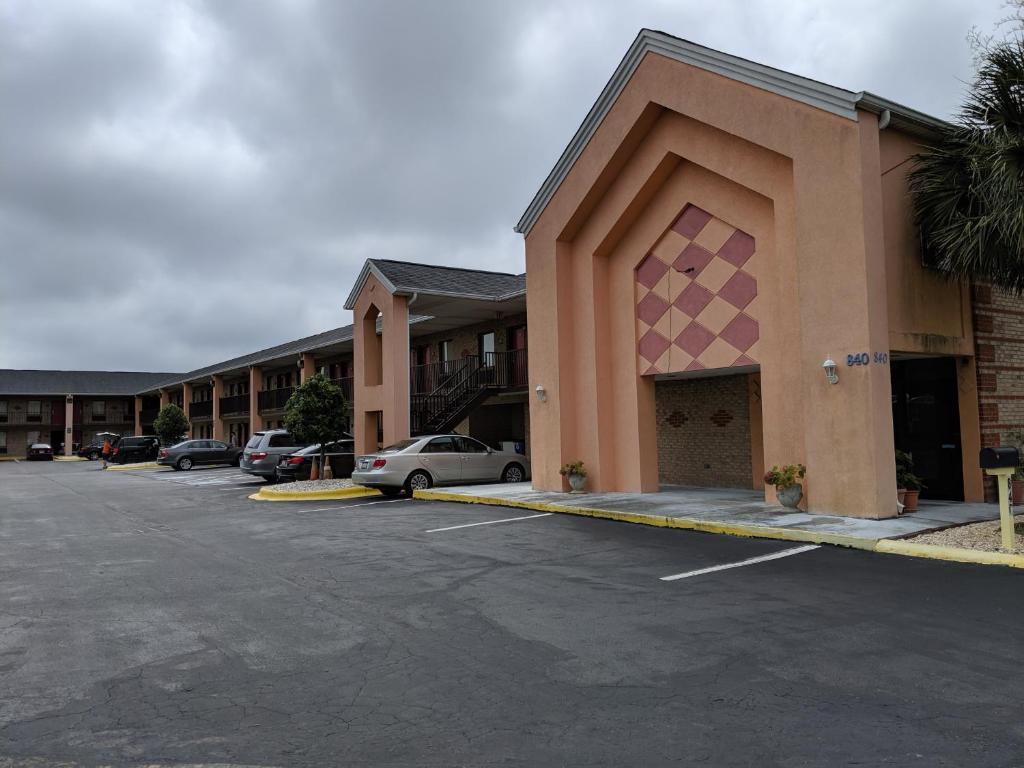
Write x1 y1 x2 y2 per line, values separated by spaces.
349 271 410 457
517 30 982 519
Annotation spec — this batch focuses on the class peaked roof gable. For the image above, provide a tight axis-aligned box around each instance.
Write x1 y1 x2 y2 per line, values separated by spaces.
515 28 950 237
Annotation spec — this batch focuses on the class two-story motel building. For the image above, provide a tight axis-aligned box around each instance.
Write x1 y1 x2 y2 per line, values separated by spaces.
4 32 1023 519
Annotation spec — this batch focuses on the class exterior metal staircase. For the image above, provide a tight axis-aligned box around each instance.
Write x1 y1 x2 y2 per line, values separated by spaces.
410 349 526 435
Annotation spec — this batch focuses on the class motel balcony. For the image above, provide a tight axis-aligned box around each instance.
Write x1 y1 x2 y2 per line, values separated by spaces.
188 400 213 420
257 387 295 414
218 394 250 417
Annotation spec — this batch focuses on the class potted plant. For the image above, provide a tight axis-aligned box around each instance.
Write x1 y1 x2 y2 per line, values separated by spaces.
559 461 587 493
764 463 806 509
895 449 912 508
896 450 924 513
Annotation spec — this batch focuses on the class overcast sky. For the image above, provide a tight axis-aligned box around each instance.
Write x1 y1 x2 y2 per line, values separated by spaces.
0 0 1008 373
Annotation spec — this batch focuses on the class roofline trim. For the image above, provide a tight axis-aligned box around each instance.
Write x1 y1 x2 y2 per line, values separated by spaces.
514 28 949 237
343 261 399 310
343 259 527 310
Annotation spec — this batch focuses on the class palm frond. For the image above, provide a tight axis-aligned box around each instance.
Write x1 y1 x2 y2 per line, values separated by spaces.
910 38 1024 294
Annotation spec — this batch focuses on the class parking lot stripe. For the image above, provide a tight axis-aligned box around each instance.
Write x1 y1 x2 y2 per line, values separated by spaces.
660 544 820 581
426 512 553 533
295 499 409 513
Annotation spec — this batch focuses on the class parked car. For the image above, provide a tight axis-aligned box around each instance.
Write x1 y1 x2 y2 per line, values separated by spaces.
240 430 309 481
157 439 243 471
110 436 161 464
26 443 54 461
275 438 355 482
77 432 121 460
351 434 529 496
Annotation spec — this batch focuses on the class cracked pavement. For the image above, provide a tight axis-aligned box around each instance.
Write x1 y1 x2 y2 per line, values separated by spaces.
1 460 1022 766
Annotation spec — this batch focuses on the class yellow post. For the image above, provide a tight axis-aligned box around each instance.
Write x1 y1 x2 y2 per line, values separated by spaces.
985 467 1016 552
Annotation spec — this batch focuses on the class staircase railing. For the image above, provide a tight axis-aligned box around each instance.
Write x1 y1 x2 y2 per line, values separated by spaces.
409 349 528 434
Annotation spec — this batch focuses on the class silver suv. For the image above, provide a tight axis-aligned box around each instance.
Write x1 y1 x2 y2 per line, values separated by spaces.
240 429 308 481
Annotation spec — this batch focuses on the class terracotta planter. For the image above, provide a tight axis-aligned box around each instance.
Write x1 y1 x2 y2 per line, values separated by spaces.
567 473 586 493
1013 479 1024 505
776 484 803 509
903 489 920 513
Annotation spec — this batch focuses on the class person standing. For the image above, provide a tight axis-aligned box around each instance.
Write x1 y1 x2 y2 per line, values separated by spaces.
100 437 111 469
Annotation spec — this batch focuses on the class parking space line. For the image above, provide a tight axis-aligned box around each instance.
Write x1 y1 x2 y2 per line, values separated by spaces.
426 513 553 533
660 544 820 581
295 499 409 513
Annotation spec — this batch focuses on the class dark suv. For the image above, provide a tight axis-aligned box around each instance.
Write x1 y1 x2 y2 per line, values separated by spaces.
110 436 161 464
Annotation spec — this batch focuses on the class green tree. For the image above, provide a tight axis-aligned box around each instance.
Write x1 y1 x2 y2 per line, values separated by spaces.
283 373 348 477
909 39 1024 293
153 404 189 445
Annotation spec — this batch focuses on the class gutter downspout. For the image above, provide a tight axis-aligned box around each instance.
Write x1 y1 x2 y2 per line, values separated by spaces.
877 108 891 131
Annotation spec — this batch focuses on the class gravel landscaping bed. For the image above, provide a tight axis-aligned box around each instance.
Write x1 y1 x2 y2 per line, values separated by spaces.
272 478 358 493
910 512 1024 553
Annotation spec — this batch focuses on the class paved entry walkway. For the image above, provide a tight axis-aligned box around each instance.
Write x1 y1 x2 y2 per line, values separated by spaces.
418 483 1000 544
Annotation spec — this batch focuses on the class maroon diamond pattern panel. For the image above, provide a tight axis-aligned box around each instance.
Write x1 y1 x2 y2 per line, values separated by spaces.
636 253 669 289
635 203 760 375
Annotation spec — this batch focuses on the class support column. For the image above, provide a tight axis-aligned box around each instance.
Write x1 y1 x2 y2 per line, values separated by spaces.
182 382 193 438
249 366 262 435
300 353 316 384
134 396 143 436
211 375 225 441
159 389 170 409
352 274 410 456
64 395 74 456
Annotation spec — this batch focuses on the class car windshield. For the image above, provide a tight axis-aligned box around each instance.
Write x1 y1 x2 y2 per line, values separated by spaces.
379 439 419 454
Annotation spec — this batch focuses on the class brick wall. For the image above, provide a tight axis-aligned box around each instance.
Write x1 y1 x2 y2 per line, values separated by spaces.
973 282 1024 500
655 375 752 489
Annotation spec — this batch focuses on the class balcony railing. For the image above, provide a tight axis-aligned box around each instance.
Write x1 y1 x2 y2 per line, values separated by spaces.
219 394 250 416
189 400 213 419
330 376 353 403
410 349 528 395
258 387 294 413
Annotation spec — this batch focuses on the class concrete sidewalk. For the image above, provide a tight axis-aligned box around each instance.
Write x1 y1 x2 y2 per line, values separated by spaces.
415 483 1000 548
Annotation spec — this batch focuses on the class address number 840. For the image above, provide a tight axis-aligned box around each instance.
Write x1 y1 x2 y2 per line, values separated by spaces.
847 352 889 366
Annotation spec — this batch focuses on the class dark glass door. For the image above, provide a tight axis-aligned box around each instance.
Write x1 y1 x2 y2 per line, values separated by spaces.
891 357 964 501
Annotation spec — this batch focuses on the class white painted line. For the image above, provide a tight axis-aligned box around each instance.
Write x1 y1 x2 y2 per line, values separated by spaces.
660 544 820 581
292 499 408 513
426 512 553 533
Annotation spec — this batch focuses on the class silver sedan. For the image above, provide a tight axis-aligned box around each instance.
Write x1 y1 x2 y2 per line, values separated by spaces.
351 434 529 496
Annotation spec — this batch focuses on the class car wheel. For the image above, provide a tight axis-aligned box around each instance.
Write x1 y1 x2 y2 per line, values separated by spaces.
177 457 193 471
380 486 403 497
502 463 525 483
404 470 433 495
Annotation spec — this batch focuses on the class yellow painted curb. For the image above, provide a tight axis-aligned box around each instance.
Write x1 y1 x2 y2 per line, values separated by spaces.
412 490 876 551
875 539 1024 569
0 456 24 461
105 462 162 471
251 485 382 502
54 455 87 462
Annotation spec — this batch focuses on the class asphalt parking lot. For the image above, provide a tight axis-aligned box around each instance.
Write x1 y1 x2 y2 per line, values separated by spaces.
1 460 1023 767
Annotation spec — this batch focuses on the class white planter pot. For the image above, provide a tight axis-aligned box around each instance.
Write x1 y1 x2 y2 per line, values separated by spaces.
567 473 586 493
776 483 802 509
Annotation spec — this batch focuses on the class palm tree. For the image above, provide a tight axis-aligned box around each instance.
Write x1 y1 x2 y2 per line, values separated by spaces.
909 39 1024 293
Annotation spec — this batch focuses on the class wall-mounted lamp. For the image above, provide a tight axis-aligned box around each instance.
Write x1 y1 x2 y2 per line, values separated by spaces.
535 384 547 402
823 356 839 385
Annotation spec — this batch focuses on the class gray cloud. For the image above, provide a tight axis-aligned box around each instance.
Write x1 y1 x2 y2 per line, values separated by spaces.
0 0 1006 371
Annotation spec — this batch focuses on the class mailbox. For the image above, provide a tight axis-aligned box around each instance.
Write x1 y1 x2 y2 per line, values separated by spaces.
979 446 1020 470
